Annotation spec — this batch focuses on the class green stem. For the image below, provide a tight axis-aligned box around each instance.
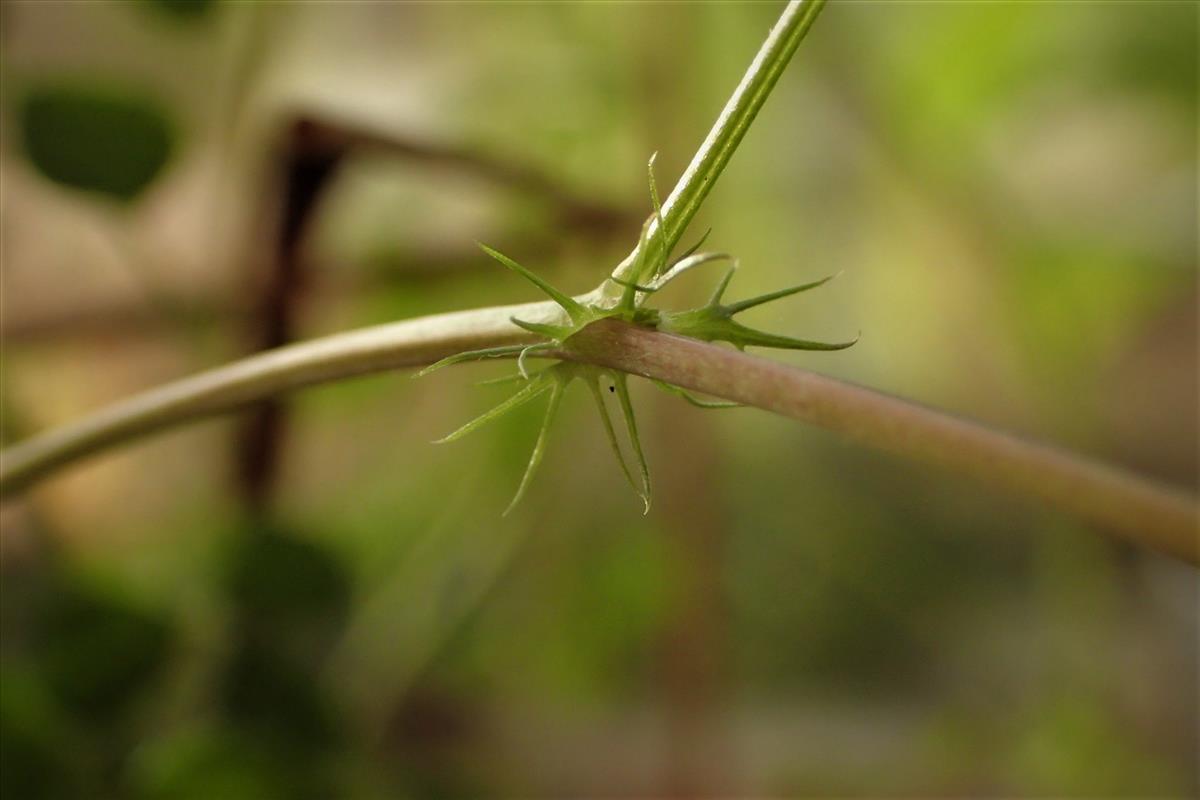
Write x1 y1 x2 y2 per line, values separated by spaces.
612 0 826 282
665 0 825 250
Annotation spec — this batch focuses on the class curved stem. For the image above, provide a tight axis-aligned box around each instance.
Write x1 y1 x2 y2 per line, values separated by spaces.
0 301 544 495
564 322 1197 565
1 0 826 485
4 0 1194 565
2 315 1196 564
2 0 829 488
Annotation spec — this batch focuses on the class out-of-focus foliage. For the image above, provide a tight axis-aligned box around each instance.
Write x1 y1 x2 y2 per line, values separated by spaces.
1 1 1195 797
35 575 172 719
19 84 175 202
140 0 217 24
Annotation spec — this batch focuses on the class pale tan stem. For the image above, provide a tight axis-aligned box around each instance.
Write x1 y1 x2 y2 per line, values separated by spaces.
2 315 1195 565
0 299 545 496
565 321 1199 565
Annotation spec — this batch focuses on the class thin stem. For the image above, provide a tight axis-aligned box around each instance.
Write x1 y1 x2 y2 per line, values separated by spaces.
0 301 549 494
610 0 826 285
2 315 1194 564
658 0 825 255
1 0 827 488
566 321 1198 566
3 0 1194 566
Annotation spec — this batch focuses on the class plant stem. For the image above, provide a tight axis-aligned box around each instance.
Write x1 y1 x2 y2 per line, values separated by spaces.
0 300 544 495
609 0 826 285
3 0 1195 565
652 0 826 257
566 321 1198 566
0 0 828 488
2 315 1195 564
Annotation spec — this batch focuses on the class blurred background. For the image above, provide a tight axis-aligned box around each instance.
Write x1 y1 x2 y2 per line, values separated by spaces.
1 1 1196 797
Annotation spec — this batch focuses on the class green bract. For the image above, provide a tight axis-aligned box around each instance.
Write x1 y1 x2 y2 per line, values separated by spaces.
419 155 855 514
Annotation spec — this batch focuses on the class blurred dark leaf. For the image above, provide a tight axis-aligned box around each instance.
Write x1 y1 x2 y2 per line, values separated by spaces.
140 0 217 22
19 83 175 201
0 668 82 800
35 577 173 719
1103 1 1196 103
219 641 339 754
0 540 56 660
226 524 351 661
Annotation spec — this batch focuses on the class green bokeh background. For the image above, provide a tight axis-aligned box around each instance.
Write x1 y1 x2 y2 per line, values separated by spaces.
1 1 1196 797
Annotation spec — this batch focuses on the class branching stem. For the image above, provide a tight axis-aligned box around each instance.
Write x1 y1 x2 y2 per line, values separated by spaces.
0 0 829 490
2 316 1194 564
2 0 1195 565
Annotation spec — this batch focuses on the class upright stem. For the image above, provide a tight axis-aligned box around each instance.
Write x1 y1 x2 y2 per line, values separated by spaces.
612 0 825 281
657 0 825 254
